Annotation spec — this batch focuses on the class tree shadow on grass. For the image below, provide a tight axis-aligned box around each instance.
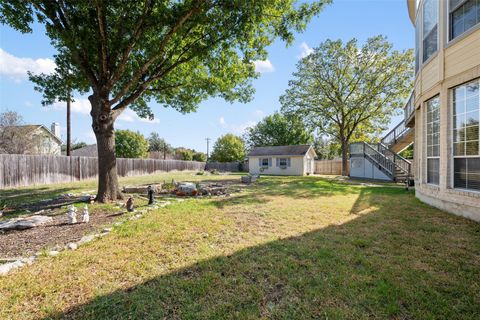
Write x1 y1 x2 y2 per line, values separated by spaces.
46 187 480 320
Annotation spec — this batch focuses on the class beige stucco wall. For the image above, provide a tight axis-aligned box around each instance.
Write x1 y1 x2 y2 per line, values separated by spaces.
412 1 480 221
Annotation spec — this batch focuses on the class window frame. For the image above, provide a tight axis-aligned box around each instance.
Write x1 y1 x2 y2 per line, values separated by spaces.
261 158 269 167
448 0 480 41
450 78 480 192
422 0 439 63
425 95 441 186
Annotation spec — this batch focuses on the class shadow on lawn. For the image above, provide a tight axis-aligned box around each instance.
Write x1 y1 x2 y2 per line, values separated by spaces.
47 183 480 320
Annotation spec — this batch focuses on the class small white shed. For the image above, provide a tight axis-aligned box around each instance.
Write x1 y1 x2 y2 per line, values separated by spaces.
247 145 317 176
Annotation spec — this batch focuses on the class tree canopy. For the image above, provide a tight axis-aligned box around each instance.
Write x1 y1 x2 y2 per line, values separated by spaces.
175 148 194 161
115 130 149 158
0 110 40 154
0 0 330 201
244 112 313 148
192 151 207 162
147 132 173 159
281 36 414 174
210 134 245 162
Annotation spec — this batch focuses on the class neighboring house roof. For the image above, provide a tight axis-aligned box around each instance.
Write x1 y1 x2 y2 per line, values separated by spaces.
248 145 316 157
4 125 62 144
71 144 98 157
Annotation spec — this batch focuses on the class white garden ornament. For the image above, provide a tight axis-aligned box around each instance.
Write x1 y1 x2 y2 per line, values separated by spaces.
67 205 77 224
82 205 90 223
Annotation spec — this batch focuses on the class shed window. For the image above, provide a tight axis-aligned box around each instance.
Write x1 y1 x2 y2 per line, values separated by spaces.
261 158 269 167
279 158 287 167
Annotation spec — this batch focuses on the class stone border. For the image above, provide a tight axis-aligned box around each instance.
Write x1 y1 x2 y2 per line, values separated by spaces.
0 200 172 276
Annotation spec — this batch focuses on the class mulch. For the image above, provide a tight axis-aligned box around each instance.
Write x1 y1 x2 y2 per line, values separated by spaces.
0 209 124 259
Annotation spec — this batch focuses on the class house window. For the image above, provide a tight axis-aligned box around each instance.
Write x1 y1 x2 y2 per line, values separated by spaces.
279 158 287 167
452 79 480 191
449 0 480 41
261 158 269 167
422 0 438 62
426 95 440 185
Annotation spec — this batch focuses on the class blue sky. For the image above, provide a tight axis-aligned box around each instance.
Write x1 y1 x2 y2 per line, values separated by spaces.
0 0 414 153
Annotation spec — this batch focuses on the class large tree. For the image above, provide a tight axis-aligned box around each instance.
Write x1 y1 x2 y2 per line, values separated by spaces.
147 132 173 159
244 112 313 148
0 1 329 202
280 36 414 175
210 134 245 162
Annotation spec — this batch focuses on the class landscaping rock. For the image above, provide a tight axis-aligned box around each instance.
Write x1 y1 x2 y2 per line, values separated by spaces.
66 242 78 250
241 174 259 184
123 184 163 194
175 182 197 196
48 250 60 257
0 215 53 231
102 228 112 233
0 260 24 275
78 235 95 245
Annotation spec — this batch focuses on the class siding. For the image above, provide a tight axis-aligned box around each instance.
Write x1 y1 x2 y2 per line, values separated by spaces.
445 29 480 79
248 156 305 176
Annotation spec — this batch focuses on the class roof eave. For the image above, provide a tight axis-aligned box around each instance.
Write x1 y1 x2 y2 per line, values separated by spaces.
407 0 416 25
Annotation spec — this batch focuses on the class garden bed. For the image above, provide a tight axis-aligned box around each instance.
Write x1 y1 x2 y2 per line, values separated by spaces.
0 208 122 258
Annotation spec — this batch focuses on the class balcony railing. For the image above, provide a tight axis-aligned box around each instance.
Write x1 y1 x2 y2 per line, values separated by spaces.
404 91 415 123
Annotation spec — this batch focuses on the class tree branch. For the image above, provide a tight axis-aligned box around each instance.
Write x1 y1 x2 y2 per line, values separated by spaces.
108 3 204 105
94 0 109 83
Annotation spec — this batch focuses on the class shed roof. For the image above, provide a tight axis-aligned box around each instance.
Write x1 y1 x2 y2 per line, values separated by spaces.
247 145 314 157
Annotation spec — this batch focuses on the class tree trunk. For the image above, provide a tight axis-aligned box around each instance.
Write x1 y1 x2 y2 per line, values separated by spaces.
89 94 123 202
66 96 71 156
341 139 349 176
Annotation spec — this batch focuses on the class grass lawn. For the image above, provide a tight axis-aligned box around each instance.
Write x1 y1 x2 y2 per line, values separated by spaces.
0 175 479 319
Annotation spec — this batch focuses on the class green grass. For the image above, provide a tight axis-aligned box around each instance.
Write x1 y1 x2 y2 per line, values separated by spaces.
0 175 479 319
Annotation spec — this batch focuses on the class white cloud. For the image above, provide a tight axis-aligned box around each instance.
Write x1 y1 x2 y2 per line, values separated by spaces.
253 59 275 73
218 116 256 135
0 48 56 82
230 121 257 135
52 98 91 115
118 109 160 124
298 42 314 59
219 116 227 128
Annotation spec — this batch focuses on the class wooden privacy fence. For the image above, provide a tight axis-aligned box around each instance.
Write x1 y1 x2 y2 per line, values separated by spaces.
205 161 245 172
0 154 206 189
314 159 348 175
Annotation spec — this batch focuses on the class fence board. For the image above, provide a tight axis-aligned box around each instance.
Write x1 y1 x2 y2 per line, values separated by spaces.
205 162 245 172
314 159 348 175
0 154 206 189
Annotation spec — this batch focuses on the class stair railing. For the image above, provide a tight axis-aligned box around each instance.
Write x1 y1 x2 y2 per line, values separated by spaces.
376 143 412 178
362 142 395 178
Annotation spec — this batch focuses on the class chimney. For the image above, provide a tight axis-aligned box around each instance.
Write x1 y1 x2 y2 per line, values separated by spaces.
51 122 60 138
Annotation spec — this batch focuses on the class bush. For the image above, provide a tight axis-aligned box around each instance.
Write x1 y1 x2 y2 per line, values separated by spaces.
115 130 149 158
